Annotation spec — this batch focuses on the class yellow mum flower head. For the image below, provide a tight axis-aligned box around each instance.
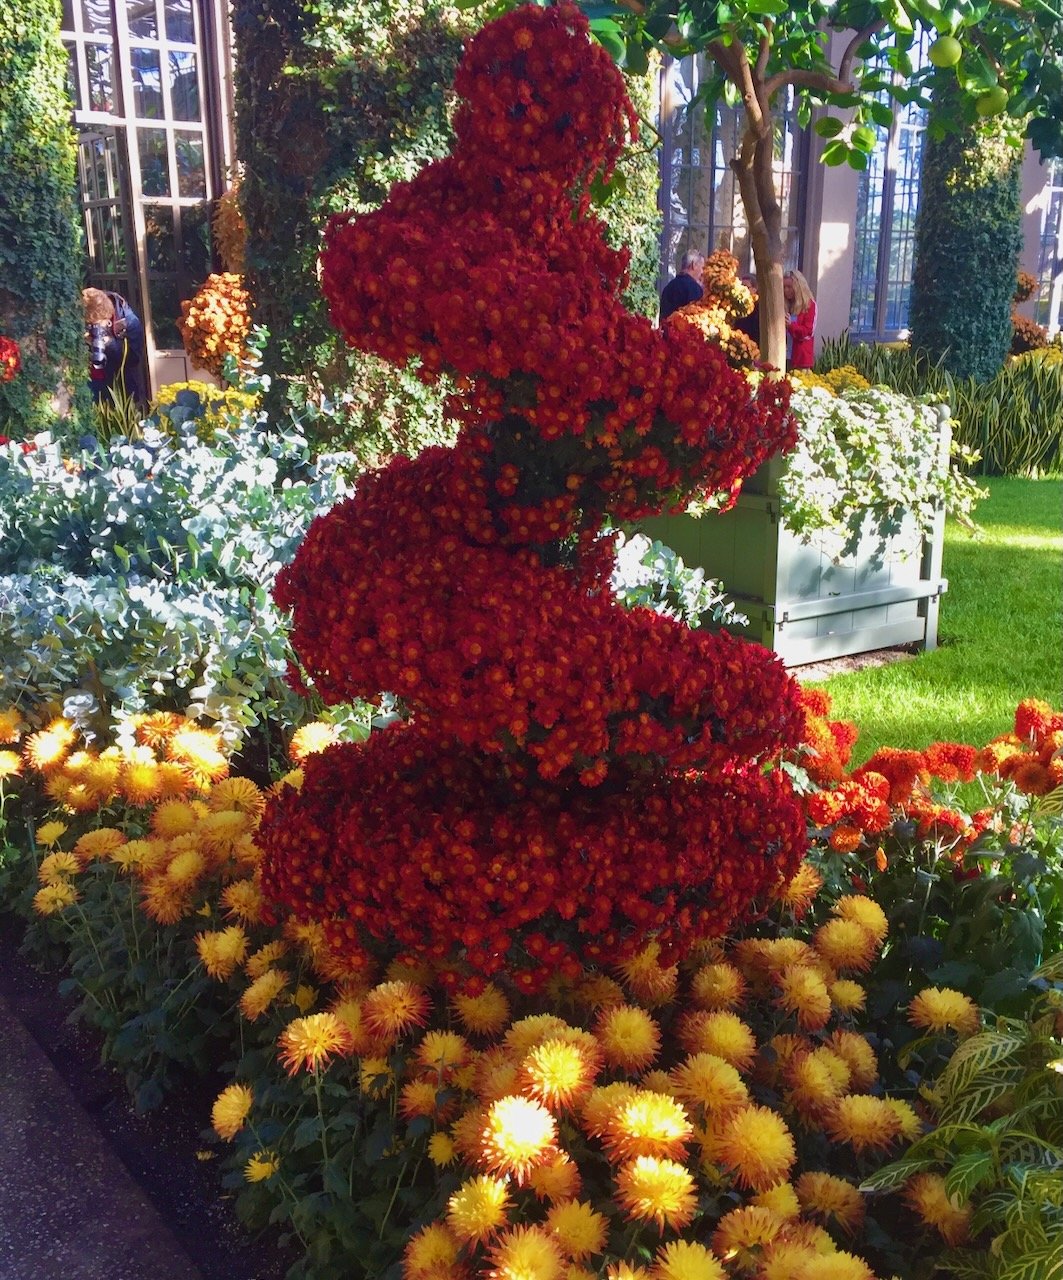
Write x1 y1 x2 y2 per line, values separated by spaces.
120 759 162 806
359 1056 393 1098
826 1030 878 1090
449 1104 488 1160
479 1095 558 1184
416 1029 471 1079
825 1094 902 1153
606 1266 652 1280
677 1010 757 1071
486 1224 565 1280
445 1172 512 1244
57 781 97 813
208 775 266 820
775 860 825 915
277 1012 355 1075
475 1046 522 1105
32 881 78 915
399 1079 443 1122
0 706 24 742
220 876 266 924
669 1052 749 1116
520 1037 601 1113
504 1014 572 1057
564 1267 596 1280
211 1082 253 1140
243 1151 279 1183
580 1081 641 1139
791 1251 877 1280
35 820 68 847
167 725 229 790
832 895 888 945
152 799 200 838
908 987 981 1038
752 1180 801 1221
23 718 76 771
361 980 431 1046
245 940 290 979
165 846 207 888
154 760 195 799
196 925 249 980
528 1152 582 1203
197 809 250 855
830 979 867 1015
452 982 510 1037
651 1239 727 1280
239 967 289 1021
796 1170 866 1235
133 711 185 748
594 1005 661 1073
82 756 121 802
884 1097 924 1141
814 919 878 973
37 851 81 884
774 965 832 1031
403 1222 461 1279
690 962 747 1011
73 827 127 861
712 1104 796 1191
140 876 191 925
294 982 318 1013
288 720 339 764
427 1132 457 1167
758 1242 826 1280
903 1171 972 1246
614 1156 697 1232
616 942 679 1007
271 767 304 795
0 749 22 779
602 1090 694 1163
544 1199 607 1262
572 973 626 1012
108 837 165 877
710 1204 784 1269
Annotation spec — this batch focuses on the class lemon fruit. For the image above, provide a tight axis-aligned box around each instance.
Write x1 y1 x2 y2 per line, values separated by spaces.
928 35 962 69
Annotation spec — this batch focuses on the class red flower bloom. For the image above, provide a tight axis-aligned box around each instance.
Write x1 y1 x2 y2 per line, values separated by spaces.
0 336 20 383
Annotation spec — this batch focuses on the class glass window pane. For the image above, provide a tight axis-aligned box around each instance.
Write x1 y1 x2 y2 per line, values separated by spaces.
144 204 176 271
165 0 194 43
138 127 170 195
65 45 82 110
149 275 182 348
61 0 75 31
168 50 199 121
132 46 163 118
81 0 112 36
85 42 114 112
174 131 205 197
127 0 158 39
179 202 211 284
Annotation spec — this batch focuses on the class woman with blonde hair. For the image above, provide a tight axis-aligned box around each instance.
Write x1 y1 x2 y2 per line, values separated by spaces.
783 269 816 370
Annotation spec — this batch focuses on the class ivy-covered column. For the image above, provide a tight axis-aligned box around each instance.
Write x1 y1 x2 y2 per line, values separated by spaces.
908 82 1022 382
0 0 86 432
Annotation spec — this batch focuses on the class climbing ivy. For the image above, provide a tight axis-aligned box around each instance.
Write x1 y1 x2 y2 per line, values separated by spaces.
0 0 86 434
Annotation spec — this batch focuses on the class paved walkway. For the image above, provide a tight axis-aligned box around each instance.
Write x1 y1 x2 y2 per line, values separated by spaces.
0 990 203 1280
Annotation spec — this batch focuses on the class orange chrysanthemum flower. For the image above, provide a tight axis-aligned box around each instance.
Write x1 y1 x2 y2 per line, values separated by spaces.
824 1094 902 1153
774 965 832 1031
710 1204 784 1265
486 1225 565 1280
829 979 867 1015
196 925 249 980
601 1090 693 1163
690 962 747 1010
239 967 290 1021
669 1052 749 1116
277 1012 355 1075
447 1174 511 1244
832 895 888 945
543 1199 608 1262
676 1010 757 1070
795 1170 866 1234
908 987 981 1038
775 861 824 916
614 1156 697 1232
814 918 878 973
479 1095 558 1183
416 1029 471 1079
453 983 511 1036
904 1171 972 1246
211 1082 254 1140
616 943 678 1006
595 1005 661 1072
361 980 431 1044
403 1222 462 1279
520 1037 600 1112
712 1104 796 1191
528 1152 582 1203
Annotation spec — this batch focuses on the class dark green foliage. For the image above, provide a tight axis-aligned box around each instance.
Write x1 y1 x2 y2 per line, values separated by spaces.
909 82 1023 383
0 0 87 434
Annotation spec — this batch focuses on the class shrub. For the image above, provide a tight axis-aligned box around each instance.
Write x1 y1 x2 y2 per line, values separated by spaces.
176 273 253 379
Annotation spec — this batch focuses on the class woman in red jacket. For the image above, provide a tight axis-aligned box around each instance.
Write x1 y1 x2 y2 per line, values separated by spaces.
784 269 817 370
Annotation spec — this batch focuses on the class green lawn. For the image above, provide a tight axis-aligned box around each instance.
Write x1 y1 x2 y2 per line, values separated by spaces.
808 476 1063 763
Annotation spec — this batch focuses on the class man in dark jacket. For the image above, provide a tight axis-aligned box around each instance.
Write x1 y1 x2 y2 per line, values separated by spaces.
658 250 705 323
82 287 147 406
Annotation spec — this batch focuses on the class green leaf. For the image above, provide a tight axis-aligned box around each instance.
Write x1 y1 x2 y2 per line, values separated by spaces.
814 117 845 138
860 1155 940 1193
945 1149 996 1201
624 39 649 74
821 139 848 167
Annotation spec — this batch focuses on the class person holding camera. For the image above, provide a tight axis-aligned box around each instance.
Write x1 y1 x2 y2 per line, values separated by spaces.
82 287 147 406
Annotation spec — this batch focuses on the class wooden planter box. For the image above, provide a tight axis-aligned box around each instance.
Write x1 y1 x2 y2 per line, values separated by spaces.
635 429 950 668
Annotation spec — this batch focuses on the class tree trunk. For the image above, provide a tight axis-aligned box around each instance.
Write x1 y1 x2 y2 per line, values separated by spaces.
732 122 787 370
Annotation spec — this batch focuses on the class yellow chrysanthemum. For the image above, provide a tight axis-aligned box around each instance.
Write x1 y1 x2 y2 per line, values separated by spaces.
832 895 888 944
197 809 249 854
151 799 200 838
399 1079 443 1121
479 1095 558 1183
814 918 878 973
72 827 126 861
651 1239 727 1280
244 1151 280 1182
0 749 22 779
784 1047 847 1118
0 706 24 742
884 1097 924 1141
165 846 207 888
521 1038 600 1113
669 1052 749 1116
830 979 867 1015
404 1222 461 1279
752 1181 801 1221
37 851 81 884
796 1171 866 1234
81 756 121 802
108 838 164 876
504 1014 571 1057
208 775 266 819
239 967 289 1021
218 876 265 924
908 987 981 1038
690 962 747 1011
288 720 339 763
361 980 431 1044
758 1242 828 1280
826 1030 878 1089
710 1205 784 1266
544 1199 607 1262
271 767 303 794
602 1091 693 1163
678 1010 757 1070
448 1172 514 1244
904 1171 972 1246
133 710 185 748
614 1156 698 1232
167 725 229 789
120 759 162 806
528 1153 582 1203
428 1132 457 1167
360 1056 393 1098
139 876 190 925
776 861 825 915
196 925 249 980
825 1094 902 1153
245 940 289 978
774 965 832 1031
32 881 78 915
211 1082 254 1140
595 1005 661 1072
573 973 626 1011
580 1082 641 1138
451 982 510 1036
23 719 76 771
154 760 195 799
35 820 68 847
616 943 679 1007
486 1224 565 1280
711 1104 796 1191
416 1029 470 1078
277 1012 354 1075
606 1266 652 1280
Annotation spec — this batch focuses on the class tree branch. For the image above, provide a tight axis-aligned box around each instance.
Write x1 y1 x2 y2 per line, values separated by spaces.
755 21 773 81
763 18 886 101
